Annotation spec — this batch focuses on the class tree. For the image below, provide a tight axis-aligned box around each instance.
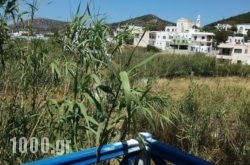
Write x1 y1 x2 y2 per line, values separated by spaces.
230 25 237 34
215 30 233 44
247 30 250 40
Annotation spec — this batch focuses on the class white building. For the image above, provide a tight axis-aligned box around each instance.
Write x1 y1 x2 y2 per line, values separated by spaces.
176 18 195 33
10 30 49 40
188 29 214 53
133 30 174 50
215 24 232 31
216 36 250 64
237 24 250 35
10 30 28 37
133 31 150 47
165 26 177 34
168 28 214 53
114 25 144 45
132 26 148 46
226 36 244 44
131 15 215 53
148 31 172 50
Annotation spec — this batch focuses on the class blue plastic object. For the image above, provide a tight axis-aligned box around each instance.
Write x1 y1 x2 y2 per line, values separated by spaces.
24 132 214 165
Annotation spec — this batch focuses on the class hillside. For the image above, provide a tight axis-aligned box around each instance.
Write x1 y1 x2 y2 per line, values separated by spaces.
110 14 175 31
10 18 69 34
204 12 250 29
10 15 175 34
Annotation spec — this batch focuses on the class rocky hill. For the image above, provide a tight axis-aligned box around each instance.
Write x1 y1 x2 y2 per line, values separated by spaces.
110 14 175 31
204 12 250 29
10 18 69 34
10 12 250 35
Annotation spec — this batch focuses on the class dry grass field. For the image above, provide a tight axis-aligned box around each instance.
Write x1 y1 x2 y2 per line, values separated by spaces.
152 76 250 100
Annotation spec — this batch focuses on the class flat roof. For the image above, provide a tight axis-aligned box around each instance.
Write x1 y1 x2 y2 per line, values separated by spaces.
218 44 234 48
218 43 248 49
192 32 215 35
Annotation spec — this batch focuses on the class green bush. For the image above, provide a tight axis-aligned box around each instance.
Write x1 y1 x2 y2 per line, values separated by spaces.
113 49 250 78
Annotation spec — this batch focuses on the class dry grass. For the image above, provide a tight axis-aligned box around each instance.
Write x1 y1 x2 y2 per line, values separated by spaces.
151 76 250 100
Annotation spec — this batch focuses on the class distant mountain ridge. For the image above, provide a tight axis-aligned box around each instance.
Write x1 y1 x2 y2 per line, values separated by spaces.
110 14 176 31
9 12 250 34
10 18 69 34
204 12 250 28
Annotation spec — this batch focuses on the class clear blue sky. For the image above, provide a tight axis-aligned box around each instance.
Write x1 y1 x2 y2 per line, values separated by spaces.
25 0 250 26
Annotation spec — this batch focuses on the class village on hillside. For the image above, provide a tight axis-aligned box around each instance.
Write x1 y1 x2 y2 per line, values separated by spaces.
10 15 250 65
114 15 250 65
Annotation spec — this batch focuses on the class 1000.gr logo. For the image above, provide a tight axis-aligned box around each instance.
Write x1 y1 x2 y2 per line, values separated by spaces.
10 137 71 155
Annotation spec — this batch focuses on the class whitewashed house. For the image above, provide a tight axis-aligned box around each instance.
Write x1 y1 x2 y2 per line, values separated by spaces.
133 30 174 50
114 25 144 45
10 30 28 37
215 24 232 31
148 31 173 50
131 15 215 53
165 25 177 43
132 27 149 47
237 24 250 35
165 26 177 34
226 36 244 44
10 30 49 40
168 27 214 53
188 29 214 53
216 36 250 64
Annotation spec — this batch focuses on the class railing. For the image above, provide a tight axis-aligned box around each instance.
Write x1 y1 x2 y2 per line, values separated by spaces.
24 133 214 165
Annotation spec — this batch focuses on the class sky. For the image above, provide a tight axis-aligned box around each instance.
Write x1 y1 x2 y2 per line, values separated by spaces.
23 0 250 26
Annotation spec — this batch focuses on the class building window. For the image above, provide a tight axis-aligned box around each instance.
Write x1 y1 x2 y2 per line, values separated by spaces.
201 36 205 40
221 48 231 55
234 49 242 54
135 33 140 38
149 33 156 39
163 36 166 39
194 36 197 40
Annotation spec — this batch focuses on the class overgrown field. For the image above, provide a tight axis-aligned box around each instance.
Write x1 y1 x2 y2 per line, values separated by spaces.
0 2 250 164
150 77 250 164
1 41 250 164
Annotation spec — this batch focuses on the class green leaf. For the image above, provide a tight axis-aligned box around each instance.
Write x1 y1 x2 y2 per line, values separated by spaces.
119 71 131 103
76 102 93 125
51 62 61 79
83 89 102 112
90 73 101 85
